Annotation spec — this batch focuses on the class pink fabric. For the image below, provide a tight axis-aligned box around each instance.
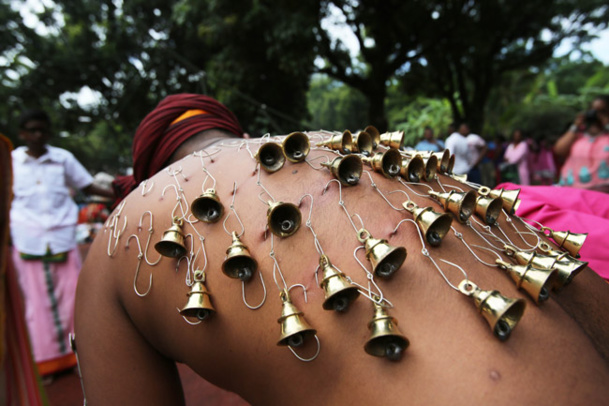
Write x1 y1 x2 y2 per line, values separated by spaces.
12 247 81 363
496 182 609 280
503 142 530 185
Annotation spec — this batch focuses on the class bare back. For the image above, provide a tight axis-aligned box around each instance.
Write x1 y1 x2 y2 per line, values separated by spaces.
75 133 609 405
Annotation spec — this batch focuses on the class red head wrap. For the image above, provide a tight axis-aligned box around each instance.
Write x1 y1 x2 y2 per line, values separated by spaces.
112 94 243 202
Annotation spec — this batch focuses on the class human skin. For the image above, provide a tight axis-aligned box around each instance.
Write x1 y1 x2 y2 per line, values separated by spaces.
75 133 609 405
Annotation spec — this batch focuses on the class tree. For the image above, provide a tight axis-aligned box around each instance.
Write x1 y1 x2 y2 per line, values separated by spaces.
315 0 435 132
403 0 609 132
1 0 320 172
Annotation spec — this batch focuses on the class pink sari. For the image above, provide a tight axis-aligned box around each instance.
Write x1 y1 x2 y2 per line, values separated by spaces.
497 182 609 280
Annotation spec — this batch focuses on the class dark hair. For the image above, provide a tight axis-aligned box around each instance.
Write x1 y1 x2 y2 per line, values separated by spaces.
596 95 609 109
18 109 51 129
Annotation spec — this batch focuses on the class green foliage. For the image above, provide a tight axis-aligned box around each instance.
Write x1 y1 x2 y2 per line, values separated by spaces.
388 96 453 147
307 75 369 131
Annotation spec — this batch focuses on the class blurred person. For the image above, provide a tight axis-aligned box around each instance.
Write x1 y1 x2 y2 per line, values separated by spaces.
445 122 486 183
554 96 609 193
9 109 114 378
501 129 530 185
530 138 557 185
415 126 445 152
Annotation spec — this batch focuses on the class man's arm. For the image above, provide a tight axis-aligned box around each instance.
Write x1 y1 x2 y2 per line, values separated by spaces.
554 114 584 161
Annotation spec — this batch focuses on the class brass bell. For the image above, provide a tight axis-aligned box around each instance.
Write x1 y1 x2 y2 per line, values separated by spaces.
475 195 503 225
191 188 224 223
319 255 360 312
449 172 468 183
267 201 302 237
496 259 557 304
403 202 452 246
487 188 521 214
416 154 438 181
503 244 557 270
180 278 216 321
447 154 455 173
222 232 258 281
321 155 363 186
433 150 451 173
400 156 425 183
154 217 187 258
351 130 374 156
538 243 588 290
256 142 286 172
541 227 587 258
363 125 380 149
358 229 407 278
379 130 405 149
364 301 409 361
362 148 402 178
282 131 310 163
429 190 476 224
277 290 317 347
459 280 526 341
316 131 354 154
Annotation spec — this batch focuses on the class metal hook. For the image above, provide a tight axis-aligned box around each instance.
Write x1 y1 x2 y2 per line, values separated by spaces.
288 283 309 304
126 234 152 297
140 180 154 196
223 182 245 237
242 271 267 310
364 171 404 211
178 307 203 326
304 154 330 170
288 335 321 362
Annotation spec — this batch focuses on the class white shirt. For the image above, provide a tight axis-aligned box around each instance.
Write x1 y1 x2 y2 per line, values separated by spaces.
466 133 486 168
11 145 93 255
444 132 470 174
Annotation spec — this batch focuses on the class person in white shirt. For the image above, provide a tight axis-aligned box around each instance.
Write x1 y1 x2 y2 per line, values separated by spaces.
10 109 113 378
444 123 470 174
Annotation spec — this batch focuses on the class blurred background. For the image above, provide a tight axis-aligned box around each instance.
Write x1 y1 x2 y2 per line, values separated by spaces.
1 0 608 177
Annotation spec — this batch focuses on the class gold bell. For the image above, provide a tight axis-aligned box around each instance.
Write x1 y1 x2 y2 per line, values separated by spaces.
429 190 476 224
475 195 503 225
403 202 452 247
433 150 451 173
191 188 224 223
379 130 405 149
416 154 438 181
154 217 187 258
351 130 374 156
319 255 360 312
222 232 258 281
458 280 526 341
447 154 455 173
400 156 425 183
449 172 468 183
267 201 302 237
487 188 521 214
321 155 363 186
362 125 380 149
364 302 409 361
362 148 402 178
496 259 557 304
277 290 317 347
363 125 380 149
282 131 310 163
316 131 354 154
358 229 407 278
256 142 286 172
540 227 587 258
180 277 216 321
504 244 557 270
538 243 588 290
